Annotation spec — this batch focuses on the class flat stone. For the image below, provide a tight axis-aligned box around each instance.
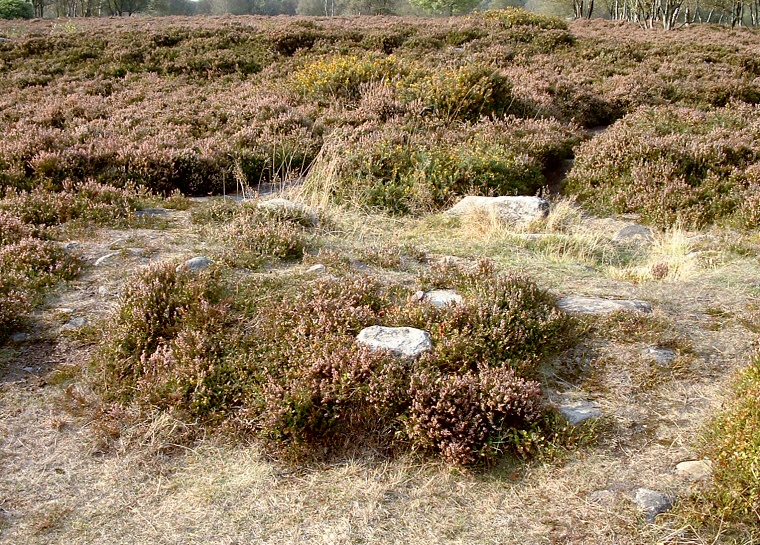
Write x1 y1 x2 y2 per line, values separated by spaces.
445 196 549 227
179 256 212 272
357 326 432 359
557 296 652 315
557 399 601 425
11 332 29 343
306 264 326 274
588 489 617 506
62 316 87 331
94 252 119 266
631 488 672 522
613 224 653 243
675 460 713 481
644 347 677 365
415 289 463 307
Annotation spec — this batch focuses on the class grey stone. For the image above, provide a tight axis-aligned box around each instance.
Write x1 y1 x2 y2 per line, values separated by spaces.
94 252 119 267
644 347 677 365
632 488 672 521
11 332 29 343
588 489 617 506
675 460 713 481
445 196 550 227
62 316 87 331
62 242 78 251
557 399 601 425
557 296 652 315
357 326 432 359
613 224 654 243
23 366 35 373
306 264 327 274
179 256 212 272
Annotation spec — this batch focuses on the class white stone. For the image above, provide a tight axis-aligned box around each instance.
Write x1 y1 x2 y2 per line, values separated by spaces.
418 290 463 307
94 252 119 267
557 296 652 315
445 196 549 226
557 399 601 425
62 316 87 331
675 460 713 481
357 326 432 359
644 347 677 365
306 264 326 274
632 488 672 521
179 256 212 272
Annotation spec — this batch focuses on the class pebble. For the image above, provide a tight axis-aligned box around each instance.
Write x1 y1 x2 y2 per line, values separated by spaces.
306 264 327 274
631 488 672 521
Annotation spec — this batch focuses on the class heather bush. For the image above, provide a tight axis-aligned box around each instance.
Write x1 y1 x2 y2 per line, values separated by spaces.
694 348 760 527
480 7 568 30
566 104 760 228
94 258 575 465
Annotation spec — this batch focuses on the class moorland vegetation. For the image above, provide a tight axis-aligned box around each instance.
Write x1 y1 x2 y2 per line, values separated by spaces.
1 11 760 542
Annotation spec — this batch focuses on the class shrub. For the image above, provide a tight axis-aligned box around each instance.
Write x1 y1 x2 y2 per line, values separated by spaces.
0 0 33 19
565 104 760 228
697 348 760 526
480 8 568 30
94 257 576 465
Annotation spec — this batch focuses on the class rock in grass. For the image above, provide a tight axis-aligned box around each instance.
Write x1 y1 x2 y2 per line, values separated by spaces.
445 196 549 226
557 296 652 315
557 399 601 425
675 460 713 481
179 256 212 272
357 326 432 359
413 289 463 307
306 264 327 274
613 223 653 244
644 347 677 365
94 252 119 267
631 488 672 521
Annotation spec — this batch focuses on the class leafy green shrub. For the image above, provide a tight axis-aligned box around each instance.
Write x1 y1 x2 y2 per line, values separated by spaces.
0 0 33 19
94 258 576 465
697 348 760 526
565 105 760 228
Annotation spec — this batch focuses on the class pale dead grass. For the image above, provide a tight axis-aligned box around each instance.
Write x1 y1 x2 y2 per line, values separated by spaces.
1 199 759 544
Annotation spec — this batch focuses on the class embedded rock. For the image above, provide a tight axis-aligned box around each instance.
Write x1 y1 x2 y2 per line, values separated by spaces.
179 256 212 272
357 326 432 359
613 224 653 244
675 460 713 481
414 289 463 307
306 264 327 274
644 347 677 365
632 488 672 521
445 196 549 226
557 399 601 425
557 296 652 315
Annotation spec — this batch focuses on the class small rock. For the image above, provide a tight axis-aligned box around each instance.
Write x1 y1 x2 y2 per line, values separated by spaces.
179 256 212 272
557 296 652 315
445 196 549 227
57 308 74 314
128 248 145 257
11 332 29 343
557 399 601 425
306 264 326 274
631 488 672 521
350 260 369 271
613 224 654 243
357 326 432 359
62 316 87 331
94 252 119 267
97 286 110 297
22 366 35 373
62 242 78 251
675 460 713 481
588 489 617 506
419 289 463 307
644 347 677 365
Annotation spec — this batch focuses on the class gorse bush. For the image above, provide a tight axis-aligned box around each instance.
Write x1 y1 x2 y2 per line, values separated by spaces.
566 104 760 228
93 258 576 465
